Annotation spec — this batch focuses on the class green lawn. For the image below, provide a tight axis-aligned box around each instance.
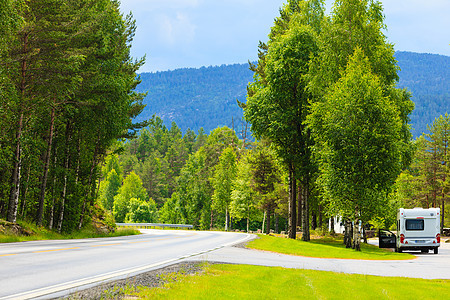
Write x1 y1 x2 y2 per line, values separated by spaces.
246 234 414 260
125 264 449 299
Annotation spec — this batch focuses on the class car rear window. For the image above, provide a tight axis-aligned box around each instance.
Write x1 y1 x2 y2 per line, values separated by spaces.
406 219 424 230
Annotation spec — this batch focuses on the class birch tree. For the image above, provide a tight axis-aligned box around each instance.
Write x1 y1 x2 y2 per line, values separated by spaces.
245 1 321 239
309 48 403 251
212 147 238 231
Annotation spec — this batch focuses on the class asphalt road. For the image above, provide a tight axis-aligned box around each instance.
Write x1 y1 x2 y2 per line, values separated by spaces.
1 231 449 299
0 229 252 299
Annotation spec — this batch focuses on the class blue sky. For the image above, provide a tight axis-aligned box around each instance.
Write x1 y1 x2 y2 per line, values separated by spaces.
119 0 450 73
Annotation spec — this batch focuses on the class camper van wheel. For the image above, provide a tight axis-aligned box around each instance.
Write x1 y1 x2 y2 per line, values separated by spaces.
434 248 438 254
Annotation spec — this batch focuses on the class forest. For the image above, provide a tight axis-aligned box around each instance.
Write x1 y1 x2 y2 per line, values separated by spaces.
1 0 448 252
102 0 448 251
135 53 449 138
0 0 146 232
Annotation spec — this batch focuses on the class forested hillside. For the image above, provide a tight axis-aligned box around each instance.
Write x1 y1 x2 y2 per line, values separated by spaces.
396 52 450 136
136 64 252 136
135 51 449 137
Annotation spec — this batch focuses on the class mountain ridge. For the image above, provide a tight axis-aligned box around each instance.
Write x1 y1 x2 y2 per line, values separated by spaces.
135 51 449 137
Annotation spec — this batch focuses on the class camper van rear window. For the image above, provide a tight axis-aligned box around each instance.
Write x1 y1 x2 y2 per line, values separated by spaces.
405 219 424 230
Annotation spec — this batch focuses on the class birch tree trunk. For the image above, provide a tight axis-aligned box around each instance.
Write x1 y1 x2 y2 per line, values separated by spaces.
19 164 31 218
297 184 302 229
78 138 99 229
275 214 279 234
261 210 266 234
57 122 71 233
344 219 352 248
8 32 29 222
7 129 22 223
353 216 361 251
37 107 56 226
225 206 229 231
210 203 214 230
48 154 58 230
288 164 297 239
301 183 310 241
266 209 271 234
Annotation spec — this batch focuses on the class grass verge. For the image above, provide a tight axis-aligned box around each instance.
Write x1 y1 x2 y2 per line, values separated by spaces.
246 234 414 260
0 220 140 243
124 264 449 299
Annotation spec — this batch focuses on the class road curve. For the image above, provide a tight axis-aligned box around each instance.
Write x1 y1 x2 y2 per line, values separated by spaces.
0 230 252 299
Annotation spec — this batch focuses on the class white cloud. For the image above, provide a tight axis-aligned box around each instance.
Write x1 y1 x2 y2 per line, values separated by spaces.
157 12 197 46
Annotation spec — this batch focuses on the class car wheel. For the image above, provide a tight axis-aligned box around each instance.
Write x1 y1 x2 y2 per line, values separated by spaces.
434 248 438 254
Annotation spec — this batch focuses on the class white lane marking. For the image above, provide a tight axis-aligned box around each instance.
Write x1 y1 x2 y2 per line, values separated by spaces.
1 258 179 300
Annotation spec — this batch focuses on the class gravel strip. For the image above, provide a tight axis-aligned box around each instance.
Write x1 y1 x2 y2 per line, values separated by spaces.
62 239 254 299
62 261 205 300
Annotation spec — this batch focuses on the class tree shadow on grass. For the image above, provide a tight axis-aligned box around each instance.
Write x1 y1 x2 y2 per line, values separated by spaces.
309 237 409 259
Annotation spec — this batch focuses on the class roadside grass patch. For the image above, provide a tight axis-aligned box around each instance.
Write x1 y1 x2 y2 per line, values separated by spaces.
246 234 414 260
126 264 449 299
0 220 140 243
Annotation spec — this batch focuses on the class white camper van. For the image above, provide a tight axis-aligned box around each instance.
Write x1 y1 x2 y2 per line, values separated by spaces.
396 208 440 254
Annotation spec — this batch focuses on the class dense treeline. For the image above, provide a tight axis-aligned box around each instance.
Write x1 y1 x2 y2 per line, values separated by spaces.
0 0 145 232
99 116 288 231
134 53 449 138
395 113 450 231
99 112 448 235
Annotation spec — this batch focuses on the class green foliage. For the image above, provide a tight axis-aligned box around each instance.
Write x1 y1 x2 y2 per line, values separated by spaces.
310 48 403 219
158 195 178 224
113 194 129 223
118 172 148 203
245 2 321 239
394 113 450 228
0 0 145 232
113 171 148 223
304 0 414 249
125 198 158 223
212 147 237 210
101 169 122 211
174 149 210 228
211 147 237 230
230 156 256 221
